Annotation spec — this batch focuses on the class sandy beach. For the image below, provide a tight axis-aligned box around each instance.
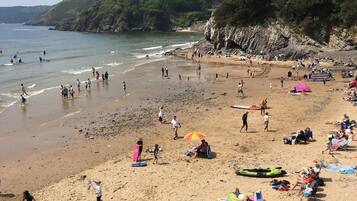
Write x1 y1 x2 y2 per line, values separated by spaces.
1 53 356 201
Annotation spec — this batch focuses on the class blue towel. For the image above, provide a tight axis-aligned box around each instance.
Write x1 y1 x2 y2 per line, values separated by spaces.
323 164 356 174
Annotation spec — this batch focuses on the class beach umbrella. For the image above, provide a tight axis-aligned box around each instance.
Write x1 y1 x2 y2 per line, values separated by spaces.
184 132 206 141
294 83 311 92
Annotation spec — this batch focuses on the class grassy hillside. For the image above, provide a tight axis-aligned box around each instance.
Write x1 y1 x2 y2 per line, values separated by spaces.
29 0 96 26
57 0 220 31
0 6 50 23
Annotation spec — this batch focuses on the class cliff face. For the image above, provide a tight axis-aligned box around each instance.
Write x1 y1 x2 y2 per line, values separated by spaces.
203 17 356 59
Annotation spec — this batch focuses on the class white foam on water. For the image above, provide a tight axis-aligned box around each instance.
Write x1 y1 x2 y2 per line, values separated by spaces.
62 66 103 75
27 84 36 89
168 41 198 49
3 63 14 66
105 62 123 67
143 46 162 51
133 51 165 59
64 110 81 118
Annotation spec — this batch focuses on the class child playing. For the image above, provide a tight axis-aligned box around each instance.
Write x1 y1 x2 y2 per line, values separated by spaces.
153 144 159 164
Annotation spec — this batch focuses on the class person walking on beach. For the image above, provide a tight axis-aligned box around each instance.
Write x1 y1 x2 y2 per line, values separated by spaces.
94 181 102 201
171 116 181 140
23 190 36 201
240 112 249 132
69 85 74 99
179 74 182 80
161 67 165 78
226 72 229 79
136 138 143 161
264 112 270 131
21 84 29 96
280 77 284 88
261 98 268 116
165 66 169 77
122 81 127 93
96 71 100 80
237 82 244 97
105 71 109 80
153 144 159 164
269 82 273 91
158 106 164 124
76 79 81 92
215 73 218 79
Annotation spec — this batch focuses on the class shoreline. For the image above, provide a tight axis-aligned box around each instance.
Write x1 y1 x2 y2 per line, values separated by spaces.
1 51 356 200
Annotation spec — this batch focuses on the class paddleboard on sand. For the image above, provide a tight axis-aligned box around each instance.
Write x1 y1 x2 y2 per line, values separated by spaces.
131 162 147 167
231 105 261 110
132 144 139 162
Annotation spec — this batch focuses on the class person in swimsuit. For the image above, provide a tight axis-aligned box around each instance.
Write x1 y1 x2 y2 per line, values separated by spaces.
136 138 143 161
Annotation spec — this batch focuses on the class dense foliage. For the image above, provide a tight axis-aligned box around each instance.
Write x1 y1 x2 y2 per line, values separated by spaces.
214 0 357 41
70 0 218 31
0 6 49 23
29 0 96 25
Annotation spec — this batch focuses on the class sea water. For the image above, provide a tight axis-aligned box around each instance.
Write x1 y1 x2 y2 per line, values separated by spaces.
0 23 201 114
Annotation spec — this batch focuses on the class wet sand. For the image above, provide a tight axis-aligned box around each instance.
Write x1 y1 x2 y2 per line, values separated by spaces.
1 55 356 201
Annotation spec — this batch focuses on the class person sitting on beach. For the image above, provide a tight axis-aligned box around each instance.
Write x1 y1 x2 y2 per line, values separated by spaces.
296 130 307 144
304 127 313 141
291 167 318 191
23 190 36 201
193 139 209 158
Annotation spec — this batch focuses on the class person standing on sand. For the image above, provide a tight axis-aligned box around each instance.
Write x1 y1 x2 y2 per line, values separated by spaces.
21 84 29 96
269 82 273 91
158 106 164 124
261 98 267 116
94 181 102 201
136 138 143 161
323 78 326 85
171 116 181 140
215 73 218 79
280 77 284 88
179 74 182 80
237 82 244 97
226 72 229 79
105 71 109 80
96 71 100 80
161 67 165 78
240 112 249 132
153 144 159 164
165 66 169 77
122 81 127 93
23 190 36 201
264 112 270 131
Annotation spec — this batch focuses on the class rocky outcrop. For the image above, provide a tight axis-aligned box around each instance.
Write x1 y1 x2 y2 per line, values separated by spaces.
202 17 356 59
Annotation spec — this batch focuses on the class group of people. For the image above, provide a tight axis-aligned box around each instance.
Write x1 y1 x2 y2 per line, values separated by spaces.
283 128 314 145
325 114 355 152
291 162 323 197
240 110 270 132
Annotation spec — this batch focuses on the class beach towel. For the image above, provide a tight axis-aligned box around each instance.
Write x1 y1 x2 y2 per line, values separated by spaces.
322 164 356 174
131 162 147 167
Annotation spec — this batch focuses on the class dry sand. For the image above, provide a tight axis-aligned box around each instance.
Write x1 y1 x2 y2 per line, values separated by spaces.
2 55 357 201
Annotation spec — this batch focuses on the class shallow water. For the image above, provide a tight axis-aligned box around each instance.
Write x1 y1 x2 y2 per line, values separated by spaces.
0 24 202 114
